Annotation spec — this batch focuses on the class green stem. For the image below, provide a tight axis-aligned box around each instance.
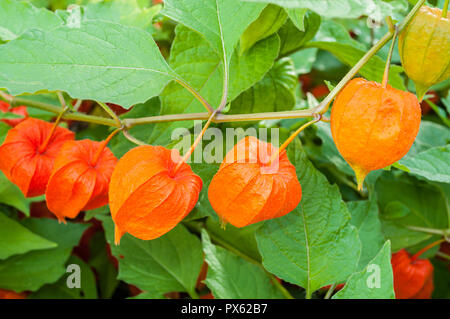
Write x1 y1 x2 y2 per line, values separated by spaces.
436 252 450 261
382 19 398 88
174 78 214 113
4 95 119 127
324 283 336 299
97 101 122 127
443 0 449 17
406 225 448 236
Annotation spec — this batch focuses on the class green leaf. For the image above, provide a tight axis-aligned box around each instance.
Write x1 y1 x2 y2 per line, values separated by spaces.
244 0 405 20
348 200 385 270
229 57 297 114
0 0 62 41
0 21 175 108
100 216 203 296
396 145 450 183
83 0 161 32
205 218 262 263
0 112 23 120
306 42 405 90
278 11 321 56
432 259 450 299
290 47 317 74
0 121 9 144
240 4 287 54
256 139 361 297
201 230 284 299
0 212 56 259
29 255 98 299
303 122 353 176
407 121 450 156
376 173 449 251
286 8 308 31
87 231 119 299
0 171 30 216
150 25 279 145
332 241 395 299
314 20 365 50
0 218 87 292
163 0 266 64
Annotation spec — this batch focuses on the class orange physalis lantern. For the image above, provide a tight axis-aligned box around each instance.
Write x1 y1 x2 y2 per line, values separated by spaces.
0 289 27 299
109 145 202 244
0 101 27 127
0 118 74 197
331 78 421 190
45 139 117 222
391 249 434 299
208 136 302 228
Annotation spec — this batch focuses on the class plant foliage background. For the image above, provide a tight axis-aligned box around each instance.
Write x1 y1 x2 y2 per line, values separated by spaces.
0 0 449 299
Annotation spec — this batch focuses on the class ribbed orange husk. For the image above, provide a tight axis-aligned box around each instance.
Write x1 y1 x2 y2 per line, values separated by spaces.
0 289 27 299
398 6 450 101
208 136 302 228
391 249 434 299
46 139 117 222
330 78 421 189
0 118 74 197
109 145 202 243
0 101 28 127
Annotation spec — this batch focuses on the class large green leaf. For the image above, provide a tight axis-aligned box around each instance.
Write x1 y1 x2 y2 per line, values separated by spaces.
348 200 385 270
82 0 161 32
0 21 175 108
396 145 450 183
0 171 31 216
240 4 287 54
201 230 284 299
256 139 361 297
376 173 449 251
29 255 98 299
333 241 395 299
0 213 56 260
163 0 265 65
229 57 297 114
0 0 62 41
150 25 279 145
244 0 406 19
0 218 87 292
278 11 320 56
101 216 203 296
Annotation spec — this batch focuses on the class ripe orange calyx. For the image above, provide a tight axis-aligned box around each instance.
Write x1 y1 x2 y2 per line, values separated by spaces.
208 136 302 228
45 139 117 222
330 78 421 190
109 145 202 244
0 118 74 197
0 101 28 127
391 249 434 299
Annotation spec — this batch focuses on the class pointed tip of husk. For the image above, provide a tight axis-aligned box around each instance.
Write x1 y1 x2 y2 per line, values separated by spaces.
415 83 430 102
57 216 67 224
114 227 124 246
353 166 369 192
